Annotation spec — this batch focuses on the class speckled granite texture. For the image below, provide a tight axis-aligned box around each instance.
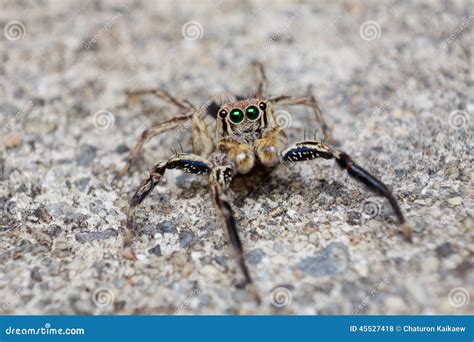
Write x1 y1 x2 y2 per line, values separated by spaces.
0 0 472 315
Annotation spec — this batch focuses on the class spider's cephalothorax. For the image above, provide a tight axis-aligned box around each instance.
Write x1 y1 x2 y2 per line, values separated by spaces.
215 98 287 174
118 62 411 304
216 99 274 137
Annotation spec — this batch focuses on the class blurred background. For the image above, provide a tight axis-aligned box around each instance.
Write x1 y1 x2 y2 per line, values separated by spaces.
0 0 472 314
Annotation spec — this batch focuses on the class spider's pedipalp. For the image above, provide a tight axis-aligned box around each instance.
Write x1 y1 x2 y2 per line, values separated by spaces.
255 127 287 167
281 141 411 241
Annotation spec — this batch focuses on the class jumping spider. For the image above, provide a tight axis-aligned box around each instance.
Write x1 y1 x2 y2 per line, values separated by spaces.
118 62 411 303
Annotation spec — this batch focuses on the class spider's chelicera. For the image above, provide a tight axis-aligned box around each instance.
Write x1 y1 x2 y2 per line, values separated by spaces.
118 62 411 303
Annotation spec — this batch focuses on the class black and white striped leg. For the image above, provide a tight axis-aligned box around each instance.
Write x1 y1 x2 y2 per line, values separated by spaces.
281 141 411 241
209 166 261 303
124 154 212 259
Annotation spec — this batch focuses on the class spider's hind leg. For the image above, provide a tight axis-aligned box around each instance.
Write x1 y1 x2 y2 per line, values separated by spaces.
209 166 261 303
281 141 411 241
118 88 214 176
271 94 337 145
126 87 195 111
252 61 268 98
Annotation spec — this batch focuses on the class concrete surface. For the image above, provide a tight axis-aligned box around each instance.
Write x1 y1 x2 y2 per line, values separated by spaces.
0 0 473 315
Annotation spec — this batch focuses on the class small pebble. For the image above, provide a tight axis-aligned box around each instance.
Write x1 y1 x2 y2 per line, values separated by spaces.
436 242 454 258
148 244 162 256
179 230 195 248
294 242 350 277
447 197 462 206
269 207 286 217
76 144 97 167
321 230 331 239
30 266 43 282
160 221 177 234
247 249 265 265
5 133 22 148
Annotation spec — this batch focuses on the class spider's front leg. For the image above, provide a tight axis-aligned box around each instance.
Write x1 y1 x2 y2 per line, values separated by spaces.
281 141 412 241
118 87 213 177
209 165 261 303
117 114 193 177
124 153 212 259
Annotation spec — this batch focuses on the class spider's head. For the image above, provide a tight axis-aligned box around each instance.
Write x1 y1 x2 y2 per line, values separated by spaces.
216 98 272 138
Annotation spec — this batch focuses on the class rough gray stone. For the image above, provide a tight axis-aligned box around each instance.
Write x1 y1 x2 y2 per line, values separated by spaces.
76 145 97 167
294 243 350 277
159 221 178 234
148 244 162 256
179 230 195 248
247 248 265 265
436 242 455 258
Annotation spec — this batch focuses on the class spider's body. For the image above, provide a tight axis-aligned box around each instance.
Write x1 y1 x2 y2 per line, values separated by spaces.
118 63 411 303
215 98 287 174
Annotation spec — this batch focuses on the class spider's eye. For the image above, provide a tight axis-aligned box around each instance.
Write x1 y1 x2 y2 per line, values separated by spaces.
259 102 267 110
218 109 228 118
229 108 244 124
245 105 260 121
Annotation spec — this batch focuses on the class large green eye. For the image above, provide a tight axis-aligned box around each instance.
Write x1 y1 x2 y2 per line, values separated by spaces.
229 108 244 124
246 105 260 121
